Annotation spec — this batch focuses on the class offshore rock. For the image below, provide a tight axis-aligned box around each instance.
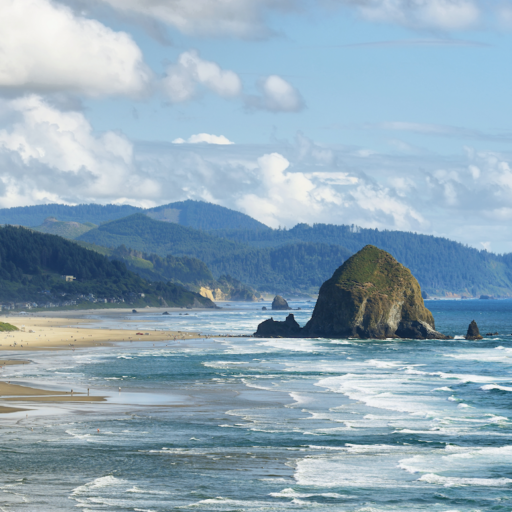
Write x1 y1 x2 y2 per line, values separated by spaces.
254 314 302 338
272 295 291 310
465 320 483 340
303 246 450 339
255 245 450 340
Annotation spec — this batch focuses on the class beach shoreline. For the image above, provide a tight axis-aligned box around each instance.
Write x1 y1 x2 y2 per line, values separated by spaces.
0 313 211 412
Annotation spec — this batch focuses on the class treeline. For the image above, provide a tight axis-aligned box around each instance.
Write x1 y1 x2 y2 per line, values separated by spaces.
0 226 214 307
215 223 512 296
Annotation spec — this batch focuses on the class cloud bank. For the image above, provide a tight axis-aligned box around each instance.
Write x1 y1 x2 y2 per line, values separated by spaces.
2 97 512 251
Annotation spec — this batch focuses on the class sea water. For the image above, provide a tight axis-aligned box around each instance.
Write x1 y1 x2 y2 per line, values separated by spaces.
0 299 511 511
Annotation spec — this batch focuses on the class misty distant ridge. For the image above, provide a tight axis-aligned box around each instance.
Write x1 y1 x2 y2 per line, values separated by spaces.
0 200 269 232
1 200 512 297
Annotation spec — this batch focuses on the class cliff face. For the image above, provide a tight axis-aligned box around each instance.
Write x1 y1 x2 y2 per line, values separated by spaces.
254 245 450 340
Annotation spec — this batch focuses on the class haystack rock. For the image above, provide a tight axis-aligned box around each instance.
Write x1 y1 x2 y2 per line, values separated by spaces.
255 245 450 340
272 295 291 310
465 320 483 340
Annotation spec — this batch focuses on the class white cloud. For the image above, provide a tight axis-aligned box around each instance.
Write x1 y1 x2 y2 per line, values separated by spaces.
5 101 512 252
0 0 150 97
0 95 159 206
173 134 234 145
342 0 480 31
163 50 242 103
96 0 499 36
246 75 305 112
96 0 297 38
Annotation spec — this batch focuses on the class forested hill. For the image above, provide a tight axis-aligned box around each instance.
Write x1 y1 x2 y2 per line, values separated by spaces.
77 214 353 294
77 213 242 260
216 224 512 296
0 200 269 232
0 204 141 227
0 226 214 308
146 200 269 231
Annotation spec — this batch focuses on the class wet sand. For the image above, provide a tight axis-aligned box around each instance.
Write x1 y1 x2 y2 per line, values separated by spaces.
0 314 205 410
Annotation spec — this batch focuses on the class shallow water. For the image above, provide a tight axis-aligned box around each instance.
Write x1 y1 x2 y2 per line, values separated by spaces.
0 299 511 511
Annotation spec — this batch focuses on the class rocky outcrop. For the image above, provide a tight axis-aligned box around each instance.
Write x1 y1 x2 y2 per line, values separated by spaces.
465 320 483 340
254 314 302 338
272 295 291 310
255 245 450 340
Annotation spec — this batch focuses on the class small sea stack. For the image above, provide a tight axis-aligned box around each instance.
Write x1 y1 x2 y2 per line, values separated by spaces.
465 320 483 340
272 295 291 310
255 314 302 338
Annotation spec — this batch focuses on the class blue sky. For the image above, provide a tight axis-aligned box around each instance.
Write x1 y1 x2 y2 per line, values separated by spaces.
2 0 512 252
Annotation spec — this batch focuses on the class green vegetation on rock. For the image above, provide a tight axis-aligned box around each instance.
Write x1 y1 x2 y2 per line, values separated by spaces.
0 322 18 332
256 245 450 340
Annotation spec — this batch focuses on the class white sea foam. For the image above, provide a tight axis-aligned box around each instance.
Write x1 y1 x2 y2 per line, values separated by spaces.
398 444 512 481
481 384 512 392
270 487 348 498
71 475 128 496
419 474 512 487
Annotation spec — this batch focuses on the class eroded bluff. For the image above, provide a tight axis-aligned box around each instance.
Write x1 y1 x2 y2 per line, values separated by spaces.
254 245 450 340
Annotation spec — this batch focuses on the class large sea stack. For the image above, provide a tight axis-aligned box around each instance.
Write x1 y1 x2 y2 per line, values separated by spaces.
255 245 450 340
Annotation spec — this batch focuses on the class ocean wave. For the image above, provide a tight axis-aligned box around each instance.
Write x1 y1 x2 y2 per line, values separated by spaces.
71 475 128 496
419 473 512 487
481 384 512 392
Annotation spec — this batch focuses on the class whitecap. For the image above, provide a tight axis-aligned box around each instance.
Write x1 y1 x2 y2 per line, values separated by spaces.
481 384 512 392
419 473 512 487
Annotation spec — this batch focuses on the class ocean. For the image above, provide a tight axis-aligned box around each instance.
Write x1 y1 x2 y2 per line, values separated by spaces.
0 299 511 511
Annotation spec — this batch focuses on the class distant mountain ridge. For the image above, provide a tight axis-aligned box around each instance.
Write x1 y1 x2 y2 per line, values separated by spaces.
3 200 512 297
0 200 269 232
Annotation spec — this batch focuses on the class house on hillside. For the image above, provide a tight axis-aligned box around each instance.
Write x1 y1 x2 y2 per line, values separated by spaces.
61 275 76 282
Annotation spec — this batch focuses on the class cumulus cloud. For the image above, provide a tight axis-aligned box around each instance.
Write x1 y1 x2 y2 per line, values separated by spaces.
96 0 298 39
0 95 159 206
0 0 150 97
4 100 512 252
163 50 242 103
162 52 305 113
246 75 305 112
172 134 234 145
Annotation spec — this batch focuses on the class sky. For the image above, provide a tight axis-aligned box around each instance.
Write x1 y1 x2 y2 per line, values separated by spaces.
2 1 512 252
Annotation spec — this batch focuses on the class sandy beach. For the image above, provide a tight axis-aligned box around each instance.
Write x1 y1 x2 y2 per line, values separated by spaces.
0 315 204 351
0 313 205 410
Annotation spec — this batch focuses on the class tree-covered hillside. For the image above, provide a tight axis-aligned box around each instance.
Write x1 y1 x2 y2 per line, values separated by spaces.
146 200 269 231
215 223 512 296
105 246 260 301
33 217 96 239
0 200 269 232
77 215 352 293
77 214 241 260
0 204 141 227
0 226 214 308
